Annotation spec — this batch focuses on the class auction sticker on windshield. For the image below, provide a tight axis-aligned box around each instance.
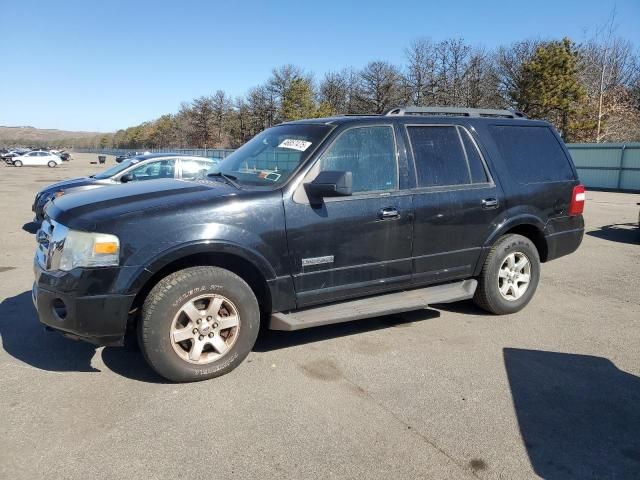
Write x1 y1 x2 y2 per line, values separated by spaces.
278 139 312 151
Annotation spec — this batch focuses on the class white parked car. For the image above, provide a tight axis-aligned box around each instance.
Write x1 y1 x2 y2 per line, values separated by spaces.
12 151 62 168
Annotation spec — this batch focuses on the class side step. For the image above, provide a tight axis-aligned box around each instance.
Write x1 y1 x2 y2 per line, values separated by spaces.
269 279 477 331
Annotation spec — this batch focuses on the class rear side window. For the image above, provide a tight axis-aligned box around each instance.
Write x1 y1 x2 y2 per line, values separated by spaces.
407 125 489 187
489 125 575 184
460 129 488 183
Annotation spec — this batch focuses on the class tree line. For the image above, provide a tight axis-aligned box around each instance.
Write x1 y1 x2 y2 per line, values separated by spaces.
97 31 639 150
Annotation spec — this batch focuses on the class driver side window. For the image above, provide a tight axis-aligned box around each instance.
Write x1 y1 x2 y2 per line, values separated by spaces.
128 159 176 181
318 126 397 194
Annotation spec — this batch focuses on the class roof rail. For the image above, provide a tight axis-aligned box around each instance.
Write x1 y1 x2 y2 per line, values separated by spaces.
383 106 527 119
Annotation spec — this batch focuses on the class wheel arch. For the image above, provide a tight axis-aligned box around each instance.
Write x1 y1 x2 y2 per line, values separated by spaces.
475 216 548 276
126 243 275 332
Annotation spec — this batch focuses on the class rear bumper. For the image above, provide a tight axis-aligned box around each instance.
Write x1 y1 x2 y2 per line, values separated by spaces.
544 227 584 261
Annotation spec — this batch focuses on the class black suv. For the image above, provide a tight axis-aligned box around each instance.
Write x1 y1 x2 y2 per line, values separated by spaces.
33 107 585 382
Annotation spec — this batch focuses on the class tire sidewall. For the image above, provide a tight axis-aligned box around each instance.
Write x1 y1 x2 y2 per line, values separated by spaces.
140 267 260 382
484 235 540 314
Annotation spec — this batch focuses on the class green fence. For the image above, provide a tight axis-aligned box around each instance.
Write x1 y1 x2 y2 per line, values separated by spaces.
566 143 640 192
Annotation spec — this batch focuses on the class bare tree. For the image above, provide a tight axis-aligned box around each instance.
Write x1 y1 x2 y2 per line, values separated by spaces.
404 38 437 106
492 39 541 111
319 68 362 114
357 61 405 113
580 10 640 142
211 90 232 146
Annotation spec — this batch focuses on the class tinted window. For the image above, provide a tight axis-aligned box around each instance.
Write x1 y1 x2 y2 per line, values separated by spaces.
408 126 470 187
319 126 397 193
460 128 489 183
490 126 574 183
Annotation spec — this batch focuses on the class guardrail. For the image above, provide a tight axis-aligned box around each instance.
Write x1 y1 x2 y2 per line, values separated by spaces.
75 143 640 192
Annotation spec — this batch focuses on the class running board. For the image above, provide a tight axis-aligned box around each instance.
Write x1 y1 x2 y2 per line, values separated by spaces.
269 279 477 331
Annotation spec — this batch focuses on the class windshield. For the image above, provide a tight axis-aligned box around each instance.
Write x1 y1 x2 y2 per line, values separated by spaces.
93 158 141 179
209 124 333 188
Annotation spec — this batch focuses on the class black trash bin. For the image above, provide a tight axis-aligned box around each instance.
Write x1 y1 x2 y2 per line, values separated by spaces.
98 155 106 164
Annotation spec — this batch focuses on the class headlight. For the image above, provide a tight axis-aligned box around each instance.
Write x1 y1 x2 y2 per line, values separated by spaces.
59 230 120 271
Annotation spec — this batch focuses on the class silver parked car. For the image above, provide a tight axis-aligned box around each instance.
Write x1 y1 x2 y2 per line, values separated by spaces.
32 153 216 222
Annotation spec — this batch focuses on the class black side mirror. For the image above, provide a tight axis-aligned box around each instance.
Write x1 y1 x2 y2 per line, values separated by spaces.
304 170 352 205
120 173 134 183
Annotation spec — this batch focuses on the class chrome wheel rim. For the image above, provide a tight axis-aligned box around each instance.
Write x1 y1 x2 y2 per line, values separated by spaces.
498 252 531 301
170 294 240 364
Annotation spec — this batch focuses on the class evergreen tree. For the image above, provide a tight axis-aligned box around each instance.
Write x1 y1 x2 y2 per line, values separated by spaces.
280 78 320 121
520 38 590 140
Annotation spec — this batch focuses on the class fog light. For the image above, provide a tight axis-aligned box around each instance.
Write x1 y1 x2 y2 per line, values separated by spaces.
52 298 67 320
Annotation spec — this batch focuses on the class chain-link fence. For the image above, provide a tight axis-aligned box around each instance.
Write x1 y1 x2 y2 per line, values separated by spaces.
73 147 235 160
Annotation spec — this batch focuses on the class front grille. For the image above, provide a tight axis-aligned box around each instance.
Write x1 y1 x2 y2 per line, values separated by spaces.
35 219 68 271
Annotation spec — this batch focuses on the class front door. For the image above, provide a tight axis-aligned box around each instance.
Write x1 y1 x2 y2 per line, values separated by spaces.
284 125 413 307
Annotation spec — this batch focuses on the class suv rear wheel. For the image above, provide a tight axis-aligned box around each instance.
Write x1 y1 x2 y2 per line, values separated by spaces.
138 266 260 382
474 234 540 315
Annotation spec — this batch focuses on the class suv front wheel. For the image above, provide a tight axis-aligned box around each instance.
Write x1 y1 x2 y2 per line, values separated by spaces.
138 266 260 382
474 234 540 315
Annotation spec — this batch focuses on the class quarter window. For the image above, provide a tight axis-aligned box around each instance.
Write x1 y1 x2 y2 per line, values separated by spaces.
318 126 397 193
407 125 488 187
489 125 574 184
460 128 489 184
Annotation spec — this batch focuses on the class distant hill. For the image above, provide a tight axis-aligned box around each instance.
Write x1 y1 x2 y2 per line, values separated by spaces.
0 126 110 147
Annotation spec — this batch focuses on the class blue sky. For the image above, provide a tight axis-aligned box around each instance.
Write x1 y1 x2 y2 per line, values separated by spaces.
1 0 638 132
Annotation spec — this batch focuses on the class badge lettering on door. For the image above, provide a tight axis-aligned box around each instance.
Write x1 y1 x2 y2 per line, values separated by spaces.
302 256 334 267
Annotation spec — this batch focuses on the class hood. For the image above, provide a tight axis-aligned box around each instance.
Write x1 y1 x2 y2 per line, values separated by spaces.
39 176 100 193
46 178 242 230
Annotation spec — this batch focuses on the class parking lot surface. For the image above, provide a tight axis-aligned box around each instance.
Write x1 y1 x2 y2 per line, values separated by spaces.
1 153 639 479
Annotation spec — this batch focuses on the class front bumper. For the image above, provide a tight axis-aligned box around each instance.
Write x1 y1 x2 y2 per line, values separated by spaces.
33 261 136 346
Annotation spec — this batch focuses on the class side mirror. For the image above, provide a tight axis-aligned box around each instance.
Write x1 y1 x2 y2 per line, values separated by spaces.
304 170 352 205
120 173 134 183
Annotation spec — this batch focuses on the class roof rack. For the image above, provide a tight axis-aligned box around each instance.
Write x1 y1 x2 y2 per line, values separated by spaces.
383 106 526 119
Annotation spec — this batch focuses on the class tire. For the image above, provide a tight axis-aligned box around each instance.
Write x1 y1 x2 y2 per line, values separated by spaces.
47 161 57 168
138 266 260 382
13 160 22 167
473 234 540 315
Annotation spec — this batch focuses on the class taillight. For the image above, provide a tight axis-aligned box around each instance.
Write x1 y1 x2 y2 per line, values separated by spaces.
568 184 585 216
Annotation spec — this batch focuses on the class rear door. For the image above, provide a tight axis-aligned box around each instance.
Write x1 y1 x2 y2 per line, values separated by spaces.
405 124 505 284
284 124 413 307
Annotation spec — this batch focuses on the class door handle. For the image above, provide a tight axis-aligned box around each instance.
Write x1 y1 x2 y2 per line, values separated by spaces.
482 198 499 209
379 207 400 220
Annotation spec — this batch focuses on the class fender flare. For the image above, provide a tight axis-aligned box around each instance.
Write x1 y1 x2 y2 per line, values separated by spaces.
125 240 277 294
473 215 547 276
483 214 547 248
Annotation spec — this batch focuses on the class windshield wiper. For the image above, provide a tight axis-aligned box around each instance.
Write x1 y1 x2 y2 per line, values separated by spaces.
207 172 241 189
